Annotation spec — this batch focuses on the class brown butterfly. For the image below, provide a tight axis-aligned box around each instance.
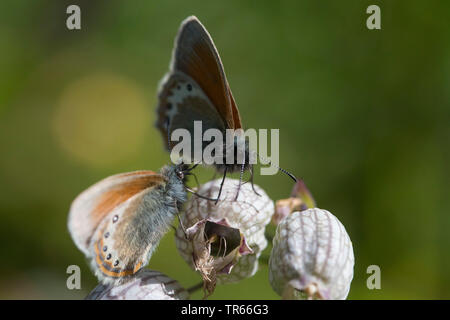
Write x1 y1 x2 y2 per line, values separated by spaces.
68 164 189 285
156 16 259 202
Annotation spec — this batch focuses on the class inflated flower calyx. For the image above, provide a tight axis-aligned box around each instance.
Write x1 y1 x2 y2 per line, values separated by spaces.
273 179 315 225
86 269 189 300
176 178 274 297
269 209 354 300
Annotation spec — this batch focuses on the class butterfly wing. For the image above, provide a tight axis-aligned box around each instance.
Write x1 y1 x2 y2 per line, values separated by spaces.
68 170 177 284
172 16 239 129
156 16 242 151
227 86 242 129
156 72 227 151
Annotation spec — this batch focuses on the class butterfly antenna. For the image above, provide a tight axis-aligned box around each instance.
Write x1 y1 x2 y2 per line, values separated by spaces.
253 150 297 183
184 171 201 189
185 186 217 201
186 162 200 172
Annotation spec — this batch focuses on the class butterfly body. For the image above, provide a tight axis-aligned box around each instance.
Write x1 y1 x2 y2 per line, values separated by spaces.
68 164 186 285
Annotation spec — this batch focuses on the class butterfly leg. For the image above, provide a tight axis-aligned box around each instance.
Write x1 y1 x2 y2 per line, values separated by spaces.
215 167 227 205
249 164 261 197
234 163 245 201
176 212 187 238
185 186 217 201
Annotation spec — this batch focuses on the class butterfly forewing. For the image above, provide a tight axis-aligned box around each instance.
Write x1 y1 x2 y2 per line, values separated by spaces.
173 16 236 128
227 86 242 129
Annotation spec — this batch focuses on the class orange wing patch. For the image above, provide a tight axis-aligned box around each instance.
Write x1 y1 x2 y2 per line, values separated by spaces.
91 173 165 228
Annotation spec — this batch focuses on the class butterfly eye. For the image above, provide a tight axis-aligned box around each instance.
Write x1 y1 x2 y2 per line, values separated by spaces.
176 170 184 180
113 215 118 223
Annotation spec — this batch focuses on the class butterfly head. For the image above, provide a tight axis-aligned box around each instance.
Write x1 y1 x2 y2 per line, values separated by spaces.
159 164 189 208
173 162 190 182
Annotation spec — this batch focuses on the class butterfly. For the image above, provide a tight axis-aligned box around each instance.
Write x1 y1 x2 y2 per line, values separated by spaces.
155 16 253 202
68 164 189 285
155 16 297 202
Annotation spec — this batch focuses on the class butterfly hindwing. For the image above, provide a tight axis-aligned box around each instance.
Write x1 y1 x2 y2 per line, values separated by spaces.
68 170 174 284
157 72 226 152
90 190 167 284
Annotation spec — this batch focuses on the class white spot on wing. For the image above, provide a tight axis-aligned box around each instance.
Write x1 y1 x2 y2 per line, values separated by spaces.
165 78 212 121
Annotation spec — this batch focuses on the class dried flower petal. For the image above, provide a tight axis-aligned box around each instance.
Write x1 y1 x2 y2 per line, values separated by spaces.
273 197 304 225
86 269 189 300
269 208 354 300
176 178 274 294
273 179 315 225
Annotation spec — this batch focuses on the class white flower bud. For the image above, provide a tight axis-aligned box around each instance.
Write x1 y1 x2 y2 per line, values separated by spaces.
269 208 354 300
86 269 189 300
176 178 274 295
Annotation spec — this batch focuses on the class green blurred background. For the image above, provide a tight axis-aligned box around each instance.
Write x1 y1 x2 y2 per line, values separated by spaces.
0 0 449 299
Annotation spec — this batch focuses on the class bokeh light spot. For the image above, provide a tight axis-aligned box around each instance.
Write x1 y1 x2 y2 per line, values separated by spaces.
53 73 150 168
